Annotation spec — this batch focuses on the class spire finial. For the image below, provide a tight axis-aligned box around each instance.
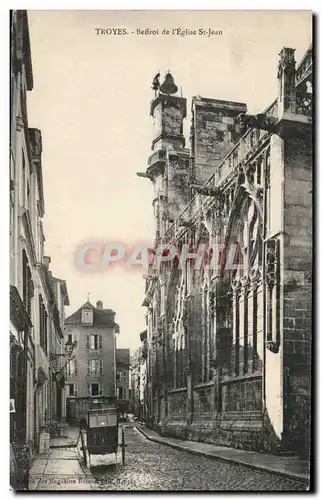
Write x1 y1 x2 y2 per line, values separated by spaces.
87 292 90 302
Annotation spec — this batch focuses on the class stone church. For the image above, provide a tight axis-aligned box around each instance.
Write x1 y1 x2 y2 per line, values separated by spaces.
139 45 312 457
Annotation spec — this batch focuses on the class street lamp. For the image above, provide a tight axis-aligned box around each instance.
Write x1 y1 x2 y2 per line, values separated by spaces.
65 339 77 356
49 340 77 377
49 340 77 361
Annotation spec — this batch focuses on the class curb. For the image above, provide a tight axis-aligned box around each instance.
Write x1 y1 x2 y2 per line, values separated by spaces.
135 425 309 487
50 444 78 449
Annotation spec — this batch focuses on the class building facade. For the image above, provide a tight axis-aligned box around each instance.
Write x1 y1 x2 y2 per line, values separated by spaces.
130 348 141 416
140 46 312 457
116 349 130 400
10 9 70 466
47 271 70 424
64 300 118 422
130 331 148 421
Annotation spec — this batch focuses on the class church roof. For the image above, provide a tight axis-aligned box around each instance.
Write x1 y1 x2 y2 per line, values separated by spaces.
65 301 116 327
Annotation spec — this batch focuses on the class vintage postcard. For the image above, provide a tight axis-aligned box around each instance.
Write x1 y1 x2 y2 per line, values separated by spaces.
9 9 312 492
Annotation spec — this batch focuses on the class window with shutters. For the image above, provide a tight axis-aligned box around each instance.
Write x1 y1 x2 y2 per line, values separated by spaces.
87 334 103 350
39 294 48 355
82 309 93 325
68 384 75 396
67 359 77 376
22 152 26 208
91 383 102 397
22 250 34 318
88 359 103 376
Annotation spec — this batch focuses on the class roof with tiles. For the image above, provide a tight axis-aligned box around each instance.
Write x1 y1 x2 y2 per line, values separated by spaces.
65 301 116 327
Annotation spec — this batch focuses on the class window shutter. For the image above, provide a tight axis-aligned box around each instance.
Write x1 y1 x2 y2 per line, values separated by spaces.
87 360 90 376
87 335 90 350
75 387 78 397
100 359 103 375
44 310 48 355
87 383 90 394
99 335 102 350
39 297 44 349
75 359 78 376
99 386 103 396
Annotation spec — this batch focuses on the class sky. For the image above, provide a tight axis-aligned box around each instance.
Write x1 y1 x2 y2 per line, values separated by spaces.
26 10 312 353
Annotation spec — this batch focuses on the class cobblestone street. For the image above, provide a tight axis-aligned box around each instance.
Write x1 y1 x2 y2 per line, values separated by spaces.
86 426 306 491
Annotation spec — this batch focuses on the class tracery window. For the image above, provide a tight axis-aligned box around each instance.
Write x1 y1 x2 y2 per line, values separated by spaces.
231 195 263 377
173 268 186 388
197 225 211 384
202 285 210 383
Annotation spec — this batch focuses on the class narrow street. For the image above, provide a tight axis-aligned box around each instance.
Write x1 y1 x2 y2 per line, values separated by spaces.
85 425 306 491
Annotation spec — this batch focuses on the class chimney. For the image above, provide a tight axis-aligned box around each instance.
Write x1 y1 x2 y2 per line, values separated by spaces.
96 300 103 310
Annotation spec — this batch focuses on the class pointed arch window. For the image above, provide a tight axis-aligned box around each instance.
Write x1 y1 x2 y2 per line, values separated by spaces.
235 198 262 278
230 194 263 377
202 284 210 382
173 267 186 388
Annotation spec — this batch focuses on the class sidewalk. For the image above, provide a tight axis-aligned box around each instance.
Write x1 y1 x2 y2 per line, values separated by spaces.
28 427 97 491
50 426 80 448
136 424 310 486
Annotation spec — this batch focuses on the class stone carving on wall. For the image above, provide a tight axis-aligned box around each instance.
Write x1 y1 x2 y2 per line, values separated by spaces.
28 128 42 159
265 239 279 290
265 238 281 354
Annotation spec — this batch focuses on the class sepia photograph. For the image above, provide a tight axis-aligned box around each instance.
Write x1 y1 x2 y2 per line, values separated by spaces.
9 9 313 492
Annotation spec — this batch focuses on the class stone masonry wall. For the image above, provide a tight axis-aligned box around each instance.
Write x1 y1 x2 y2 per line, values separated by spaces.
192 98 246 184
282 135 312 457
167 151 191 222
163 389 189 439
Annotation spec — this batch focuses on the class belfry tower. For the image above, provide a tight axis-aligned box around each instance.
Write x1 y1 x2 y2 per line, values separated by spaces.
137 72 190 243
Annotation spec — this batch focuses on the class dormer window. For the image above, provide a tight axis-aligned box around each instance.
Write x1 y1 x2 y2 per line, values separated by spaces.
82 309 93 325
